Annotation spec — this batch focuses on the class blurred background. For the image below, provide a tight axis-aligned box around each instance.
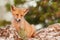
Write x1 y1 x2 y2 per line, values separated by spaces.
0 0 60 29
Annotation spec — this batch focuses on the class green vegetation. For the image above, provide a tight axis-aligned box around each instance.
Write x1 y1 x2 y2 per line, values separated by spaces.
0 20 11 26
4 0 60 27
14 0 26 6
5 3 11 11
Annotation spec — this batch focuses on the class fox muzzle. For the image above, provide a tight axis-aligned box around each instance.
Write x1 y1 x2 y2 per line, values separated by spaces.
15 19 21 22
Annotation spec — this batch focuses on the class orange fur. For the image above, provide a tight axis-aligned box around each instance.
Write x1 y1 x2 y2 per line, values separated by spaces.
11 6 35 37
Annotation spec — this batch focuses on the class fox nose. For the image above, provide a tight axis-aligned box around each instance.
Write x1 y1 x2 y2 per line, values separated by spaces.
16 19 21 22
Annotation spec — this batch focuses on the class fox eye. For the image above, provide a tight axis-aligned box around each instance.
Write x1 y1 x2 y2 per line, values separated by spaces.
21 15 23 16
16 14 18 16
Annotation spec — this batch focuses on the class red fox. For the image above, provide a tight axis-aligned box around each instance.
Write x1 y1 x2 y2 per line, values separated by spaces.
11 6 35 37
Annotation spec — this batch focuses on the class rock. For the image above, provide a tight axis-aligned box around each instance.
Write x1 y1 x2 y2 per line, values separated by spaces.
1 23 60 40
0 25 21 40
29 23 60 40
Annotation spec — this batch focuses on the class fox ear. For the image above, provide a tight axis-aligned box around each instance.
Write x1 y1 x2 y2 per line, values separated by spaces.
23 8 29 16
11 5 16 11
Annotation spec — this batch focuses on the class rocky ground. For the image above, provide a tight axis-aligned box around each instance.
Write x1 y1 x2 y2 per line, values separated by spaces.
0 25 21 40
28 23 60 40
0 23 60 40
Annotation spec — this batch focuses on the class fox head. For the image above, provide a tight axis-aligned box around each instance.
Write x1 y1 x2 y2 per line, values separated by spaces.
11 6 29 22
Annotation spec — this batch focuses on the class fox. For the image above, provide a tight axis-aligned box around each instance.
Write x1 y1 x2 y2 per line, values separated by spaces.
11 5 36 38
